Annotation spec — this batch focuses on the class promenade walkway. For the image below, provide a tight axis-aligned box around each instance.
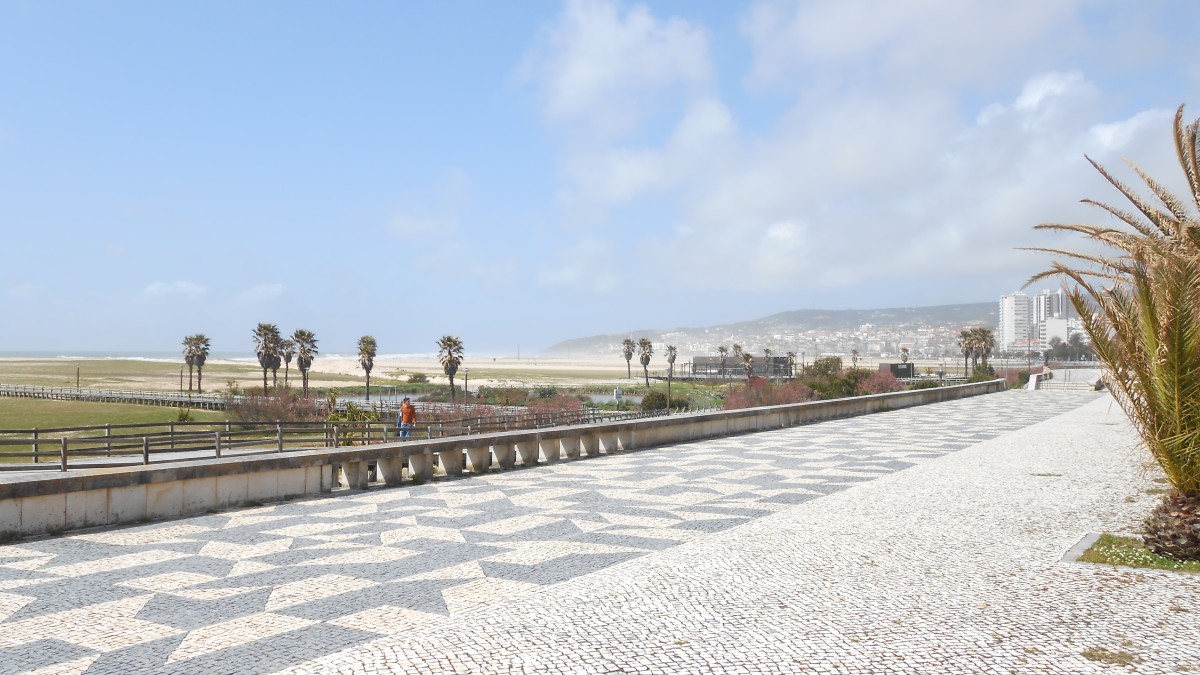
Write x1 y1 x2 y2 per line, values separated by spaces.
0 390 1195 673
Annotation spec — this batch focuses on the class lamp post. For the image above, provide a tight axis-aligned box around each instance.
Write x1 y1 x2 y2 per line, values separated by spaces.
179 366 183 395
463 368 469 399
666 362 673 416
76 363 80 392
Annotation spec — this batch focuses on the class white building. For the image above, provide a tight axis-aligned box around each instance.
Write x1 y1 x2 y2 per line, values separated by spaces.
1040 316 1070 349
998 291 1032 351
1033 288 1067 324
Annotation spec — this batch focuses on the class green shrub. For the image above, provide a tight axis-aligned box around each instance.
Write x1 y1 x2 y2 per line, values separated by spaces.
407 373 429 384
640 390 689 411
907 380 941 390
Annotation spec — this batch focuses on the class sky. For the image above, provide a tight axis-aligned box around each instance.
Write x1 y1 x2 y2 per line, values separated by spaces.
1 0 1198 355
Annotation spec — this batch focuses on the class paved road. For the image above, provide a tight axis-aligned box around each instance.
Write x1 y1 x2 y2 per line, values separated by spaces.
1 390 1191 673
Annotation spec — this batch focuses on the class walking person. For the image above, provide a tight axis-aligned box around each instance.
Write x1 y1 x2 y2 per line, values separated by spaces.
398 396 416 439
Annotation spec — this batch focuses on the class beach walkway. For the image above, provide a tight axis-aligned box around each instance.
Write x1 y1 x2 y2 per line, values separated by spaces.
0 390 1194 673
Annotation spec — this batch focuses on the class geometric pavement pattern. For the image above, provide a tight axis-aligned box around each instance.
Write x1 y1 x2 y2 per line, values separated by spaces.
0 390 1100 674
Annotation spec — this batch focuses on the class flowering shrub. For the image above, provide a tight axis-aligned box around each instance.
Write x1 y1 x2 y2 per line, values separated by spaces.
854 370 903 395
722 378 813 410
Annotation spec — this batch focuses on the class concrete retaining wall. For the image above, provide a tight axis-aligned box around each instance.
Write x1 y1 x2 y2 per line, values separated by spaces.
0 379 1005 538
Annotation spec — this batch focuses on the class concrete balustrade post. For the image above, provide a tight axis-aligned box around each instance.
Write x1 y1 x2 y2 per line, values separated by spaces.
439 448 464 476
409 451 433 482
465 445 490 473
580 432 600 457
341 461 370 490
617 429 633 451
537 437 560 463
599 432 619 454
560 435 580 460
493 443 516 469
377 457 405 486
513 441 536 466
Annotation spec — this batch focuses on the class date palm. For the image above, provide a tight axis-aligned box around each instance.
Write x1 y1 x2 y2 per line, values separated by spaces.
281 339 296 388
358 335 377 401
1028 105 1200 558
850 349 860 370
252 323 282 395
786 351 797 379
666 345 677 375
742 352 754 381
718 345 729 380
621 338 635 379
638 338 653 387
292 329 318 396
192 334 210 393
763 348 773 377
182 335 197 394
437 335 465 399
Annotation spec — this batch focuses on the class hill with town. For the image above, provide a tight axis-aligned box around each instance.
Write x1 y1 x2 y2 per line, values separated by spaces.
546 302 998 360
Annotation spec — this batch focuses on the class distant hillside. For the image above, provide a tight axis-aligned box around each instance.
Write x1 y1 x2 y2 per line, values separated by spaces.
545 302 996 354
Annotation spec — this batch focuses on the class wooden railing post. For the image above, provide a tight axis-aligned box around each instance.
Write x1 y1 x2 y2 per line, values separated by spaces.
105 423 112 457
169 421 175 450
32 429 38 464
277 424 284 452
333 425 340 448
142 437 150 465
214 431 222 458
60 437 68 472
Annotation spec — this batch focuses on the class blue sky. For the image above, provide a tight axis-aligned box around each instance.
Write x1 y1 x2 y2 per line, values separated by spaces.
1 1 1197 354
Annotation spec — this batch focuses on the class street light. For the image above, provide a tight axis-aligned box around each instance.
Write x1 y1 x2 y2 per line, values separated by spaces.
463 368 469 398
179 366 183 395
76 363 80 392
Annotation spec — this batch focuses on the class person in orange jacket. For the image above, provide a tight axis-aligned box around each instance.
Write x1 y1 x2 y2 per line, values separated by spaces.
398 397 417 439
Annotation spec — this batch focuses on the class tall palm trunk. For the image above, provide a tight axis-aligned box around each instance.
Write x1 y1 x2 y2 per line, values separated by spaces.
284 363 289 386
365 371 371 401
197 367 203 394
188 367 194 393
448 375 456 400
262 369 269 396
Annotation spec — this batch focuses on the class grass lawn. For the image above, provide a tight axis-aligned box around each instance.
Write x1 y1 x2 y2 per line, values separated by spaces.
1079 532 1200 573
0 359 370 392
0 398 226 432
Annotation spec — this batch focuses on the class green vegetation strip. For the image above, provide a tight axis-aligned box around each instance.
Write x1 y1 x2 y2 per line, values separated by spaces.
1079 533 1200 573
0 399 226 431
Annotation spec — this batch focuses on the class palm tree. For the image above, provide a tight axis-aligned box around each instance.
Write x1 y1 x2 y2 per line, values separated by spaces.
193 334 210 393
786 351 797 380
1028 105 1200 559
742 352 754 381
718 345 729 380
437 335 465 399
281 339 296 387
666 345 677 375
972 327 996 369
252 323 282 395
358 335 377 401
621 338 635 379
292 329 318 396
957 329 974 376
182 335 197 394
638 338 653 387
900 347 909 363
763 348 773 377
850 349 860 370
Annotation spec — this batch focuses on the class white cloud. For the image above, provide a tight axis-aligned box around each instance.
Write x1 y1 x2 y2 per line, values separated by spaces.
521 0 712 138
537 236 618 292
143 281 207 300
740 0 1081 91
524 1 1197 306
237 283 287 303
6 283 44 302
388 168 469 239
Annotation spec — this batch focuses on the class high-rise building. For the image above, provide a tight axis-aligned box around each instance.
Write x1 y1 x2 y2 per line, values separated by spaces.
1033 288 1068 324
998 291 1032 351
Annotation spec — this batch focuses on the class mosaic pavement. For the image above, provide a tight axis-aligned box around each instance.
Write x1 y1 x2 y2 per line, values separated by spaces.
0 390 1103 673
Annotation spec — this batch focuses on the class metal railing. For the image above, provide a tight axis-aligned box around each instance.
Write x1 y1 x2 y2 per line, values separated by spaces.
0 406 701 471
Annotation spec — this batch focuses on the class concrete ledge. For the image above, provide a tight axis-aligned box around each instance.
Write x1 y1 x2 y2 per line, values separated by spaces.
0 380 1004 538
